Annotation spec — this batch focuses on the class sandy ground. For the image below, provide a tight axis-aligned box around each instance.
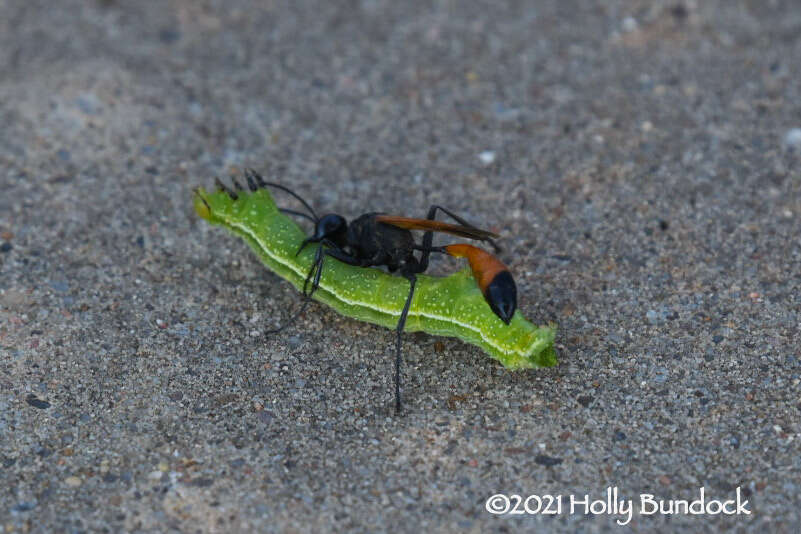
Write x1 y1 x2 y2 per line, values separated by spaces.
1 1 800 532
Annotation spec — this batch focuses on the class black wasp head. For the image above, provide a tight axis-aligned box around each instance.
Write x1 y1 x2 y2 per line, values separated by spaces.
297 214 348 257
314 214 348 245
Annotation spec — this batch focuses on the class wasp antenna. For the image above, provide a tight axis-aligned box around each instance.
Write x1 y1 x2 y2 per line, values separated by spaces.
244 169 259 192
259 181 319 221
214 177 238 200
280 208 317 223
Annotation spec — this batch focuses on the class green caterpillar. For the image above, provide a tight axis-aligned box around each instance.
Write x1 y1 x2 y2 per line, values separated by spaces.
193 184 557 370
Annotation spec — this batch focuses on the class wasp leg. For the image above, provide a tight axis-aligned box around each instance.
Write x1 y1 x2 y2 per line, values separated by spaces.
265 257 317 335
280 208 316 224
392 272 418 414
265 244 324 335
244 169 319 221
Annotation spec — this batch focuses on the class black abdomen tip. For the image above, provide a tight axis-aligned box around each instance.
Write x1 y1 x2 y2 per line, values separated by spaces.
484 270 517 324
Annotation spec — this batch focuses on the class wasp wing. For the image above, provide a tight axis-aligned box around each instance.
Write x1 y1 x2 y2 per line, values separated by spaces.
375 215 499 240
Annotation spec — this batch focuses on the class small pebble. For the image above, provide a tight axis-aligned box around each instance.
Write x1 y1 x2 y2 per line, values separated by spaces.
534 454 563 467
621 16 638 32
25 394 51 410
478 150 496 165
12 501 37 512
784 128 801 149
75 94 101 115
64 476 82 487
48 280 69 293
159 28 181 44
